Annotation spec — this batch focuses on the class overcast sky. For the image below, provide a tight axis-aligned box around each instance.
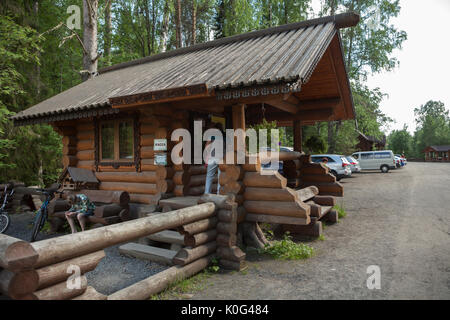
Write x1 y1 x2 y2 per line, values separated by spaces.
311 0 450 134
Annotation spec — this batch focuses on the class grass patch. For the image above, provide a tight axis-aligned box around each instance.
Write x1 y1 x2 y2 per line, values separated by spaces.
333 204 347 218
150 269 215 300
318 234 325 241
150 258 220 300
259 233 315 260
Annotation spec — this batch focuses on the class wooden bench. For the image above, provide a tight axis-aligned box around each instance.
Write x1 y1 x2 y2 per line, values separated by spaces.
48 189 131 232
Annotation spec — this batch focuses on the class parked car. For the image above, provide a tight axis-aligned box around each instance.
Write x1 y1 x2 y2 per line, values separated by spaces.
345 156 361 173
310 154 351 181
259 147 283 173
395 154 407 166
280 146 294 152
394 155 405 168
351 150 396 173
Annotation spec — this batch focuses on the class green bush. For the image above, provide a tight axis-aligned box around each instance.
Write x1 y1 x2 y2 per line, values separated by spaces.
259 233 315 260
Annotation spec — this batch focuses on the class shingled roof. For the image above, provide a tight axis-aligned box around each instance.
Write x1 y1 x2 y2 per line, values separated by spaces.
427 145 450 152
13 12 359 125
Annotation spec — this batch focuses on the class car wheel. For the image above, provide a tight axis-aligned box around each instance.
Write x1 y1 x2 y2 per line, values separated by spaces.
381 165 389 173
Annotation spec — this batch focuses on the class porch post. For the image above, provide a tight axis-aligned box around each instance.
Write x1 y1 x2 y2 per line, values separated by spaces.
232 104 246 152
293 120 302 152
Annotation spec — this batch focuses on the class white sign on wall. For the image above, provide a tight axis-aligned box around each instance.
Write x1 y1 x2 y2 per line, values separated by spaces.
154 153 167 166
154 139 167 151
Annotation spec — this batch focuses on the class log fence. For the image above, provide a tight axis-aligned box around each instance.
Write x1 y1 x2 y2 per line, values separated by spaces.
0 194 251 300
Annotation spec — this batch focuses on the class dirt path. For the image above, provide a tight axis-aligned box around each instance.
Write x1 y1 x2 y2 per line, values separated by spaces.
191 162 450 300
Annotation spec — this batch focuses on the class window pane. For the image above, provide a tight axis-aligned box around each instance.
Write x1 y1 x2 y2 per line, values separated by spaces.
361 153 373 160
119 121 133 159
101 123 114 159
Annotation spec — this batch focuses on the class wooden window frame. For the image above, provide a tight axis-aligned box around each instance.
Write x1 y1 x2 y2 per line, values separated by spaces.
94 114 140 171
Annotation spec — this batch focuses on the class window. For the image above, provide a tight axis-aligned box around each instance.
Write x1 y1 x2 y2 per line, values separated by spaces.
361 153 373 160
352 153 359 159
374 152 391 159
99 119 134 162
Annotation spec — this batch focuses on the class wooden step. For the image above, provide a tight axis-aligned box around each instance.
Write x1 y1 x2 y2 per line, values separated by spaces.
147 230 185 245
119 243 178 265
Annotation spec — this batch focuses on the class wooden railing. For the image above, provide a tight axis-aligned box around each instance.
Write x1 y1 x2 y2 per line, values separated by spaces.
0 202 220 300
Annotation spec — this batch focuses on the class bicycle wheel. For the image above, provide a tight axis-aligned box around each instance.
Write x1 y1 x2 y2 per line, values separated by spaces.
0 211 10 234
30 209 45 242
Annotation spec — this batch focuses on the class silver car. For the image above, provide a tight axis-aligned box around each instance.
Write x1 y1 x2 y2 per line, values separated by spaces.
346 156 361 173
311 154 352 181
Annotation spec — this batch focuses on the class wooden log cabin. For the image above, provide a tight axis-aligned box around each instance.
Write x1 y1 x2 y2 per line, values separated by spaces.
12 13 359 233
423 145 450 162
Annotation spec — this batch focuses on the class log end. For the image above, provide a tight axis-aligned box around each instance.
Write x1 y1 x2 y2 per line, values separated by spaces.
5 241 38 272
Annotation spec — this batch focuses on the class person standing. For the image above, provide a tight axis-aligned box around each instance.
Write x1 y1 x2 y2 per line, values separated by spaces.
204 122 225 194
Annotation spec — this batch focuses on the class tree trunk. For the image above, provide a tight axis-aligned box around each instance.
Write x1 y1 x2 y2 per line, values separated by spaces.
82 0 99 81
191 0 197 45
143 0 151 56
160 0 170 52
33 1 41 99
327 121 335 153
151 0 157 54
268 0 272 27
104 0 112 66
175 0 182 48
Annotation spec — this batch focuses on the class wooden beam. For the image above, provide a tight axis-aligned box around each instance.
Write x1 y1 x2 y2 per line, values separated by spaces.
283 93 300 105
266 108 334 122
297 97 340 110
328 35 354 120
265 98 298 114
232 104 246 151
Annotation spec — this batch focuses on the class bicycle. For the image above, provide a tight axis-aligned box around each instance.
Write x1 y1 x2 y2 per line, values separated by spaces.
0 183 14 234
30 183 64 242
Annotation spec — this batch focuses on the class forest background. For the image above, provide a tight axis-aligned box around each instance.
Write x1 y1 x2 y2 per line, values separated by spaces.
1 0 449 186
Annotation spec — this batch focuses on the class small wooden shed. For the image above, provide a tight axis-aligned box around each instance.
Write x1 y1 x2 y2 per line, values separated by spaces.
12 13 359 231
423 145 450 162
356 130 386 151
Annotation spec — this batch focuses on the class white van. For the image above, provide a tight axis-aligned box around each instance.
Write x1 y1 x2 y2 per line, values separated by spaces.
351 150 396 173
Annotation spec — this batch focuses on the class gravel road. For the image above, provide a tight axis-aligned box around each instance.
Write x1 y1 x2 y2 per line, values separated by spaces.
191 162 450 300
3 212 167 296
3 162 448 299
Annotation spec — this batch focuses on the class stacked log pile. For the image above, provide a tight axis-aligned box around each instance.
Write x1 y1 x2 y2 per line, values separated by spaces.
297 155 344 197
172 200 219 267
1 182 37 213
1 203 216 300
173 165 217 197
0 234 106 300
48 190 131 231
243 169 311 226
173 164 189 197
197 194 247 271
283 159 301 188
